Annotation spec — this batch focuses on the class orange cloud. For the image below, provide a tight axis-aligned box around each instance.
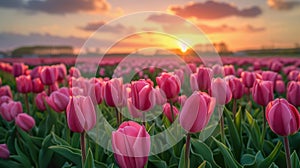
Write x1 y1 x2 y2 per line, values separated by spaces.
267 0 300 10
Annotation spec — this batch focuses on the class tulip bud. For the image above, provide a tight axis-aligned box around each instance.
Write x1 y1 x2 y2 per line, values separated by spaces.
241 71 256 88
12 63 27 77
154 87 167 105
288 70 299 81
0 101 23 121
210 78 232 105
287 81 300 107
0 95 12 105
15 113 35 132
32 78 44 93
46 88 70 113
163 103 179 123
40 66 58 85
112 121 150 168
16 75 32 94
156 73 181 100
275 80 285 94
35 91 47 111
69 67 81 78
266 98 300 136
0 86 12 98
0 144 10 159
30 66 42 79
227 77 244 99
66 96 96 133
224 65 236 76
56 64 67 82
180 91 215 133
252 80 274 106
103 78 124 107
131 80 155 111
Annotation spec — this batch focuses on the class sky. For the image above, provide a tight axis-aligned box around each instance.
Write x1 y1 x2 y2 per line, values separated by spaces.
0 0 300 53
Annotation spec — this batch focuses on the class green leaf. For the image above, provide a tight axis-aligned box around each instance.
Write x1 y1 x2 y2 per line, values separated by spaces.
258 141 282 168
244 110 262 150
84 148 95 168
224 107 242 160
0 159 23 168
198 161 207 168
148 155 168 168
38 134 54 168
178 144 188 168
212 137 243 168
234 106 242 133
291 151 300 168
13 140 32 167
191 139 220 168
49 145 82 166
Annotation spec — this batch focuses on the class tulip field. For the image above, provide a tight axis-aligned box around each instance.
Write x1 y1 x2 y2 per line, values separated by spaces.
0 55 300 168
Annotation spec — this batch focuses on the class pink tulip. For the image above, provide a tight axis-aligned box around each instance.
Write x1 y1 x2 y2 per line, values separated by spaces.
266 98 300 136
154 87 167 105
262 71 277 87
0 144 10 159
287 81 300 107
179 91 216 133
0 101 23 122
127 98 143 118
0 96 12 105
32 78 44 93
46 88 70 113
30 66 42 79
227 77 244 99
15 113 35 132
12 63 27 77
193 67 212 92
275 80 285 94
188 63 197 73
236 68 243 77
87 82 103 104
210 78 232 105
212 64 224 76
163 103 179 123
103 78 124 107
156 73 181 100
241 71 256 88
0 86 12 98
35 91 47 111
40 66 58 85
178 95 187 106
66 96 96 133
269 61 283 72
224 65 236 76
131 80 155 111
69 67 81 78
252 80 274 106
16 75 32 94
112 121 150 168
56 64 67 82
288 70 299 81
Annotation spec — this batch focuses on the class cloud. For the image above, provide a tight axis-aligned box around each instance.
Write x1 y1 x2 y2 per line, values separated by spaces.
169 1 262 19
0 0 110 14
267 0 300 10
78 21 136 34
146 14 184 24
0 32 111 50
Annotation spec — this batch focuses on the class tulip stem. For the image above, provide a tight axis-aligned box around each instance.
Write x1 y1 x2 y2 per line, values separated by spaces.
185 133 191 168
261 106 266 146
169 100 175 122
232 99 237 121
142 112 146 127
284 136 291 168
80 132 86 168
24 93 30 115
115 107 120 126
218 105 225 144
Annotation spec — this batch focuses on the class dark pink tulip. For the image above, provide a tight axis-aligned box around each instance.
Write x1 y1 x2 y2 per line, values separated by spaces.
46 89 70 113
224 65 235 76
288 70 300 81
179 91 216 133
0 86 12 98
212 64 224 76
112 121 150 168
266 98 300 136
56 64 67 82
66 96 96 133
131 80 155 111
87 82 103 104
16 75 32 94
227 77 244 99
69 67 81 78
262 71 277 86
275 80 285 94
40 66 58 85
163 103 179 123
196 67 212 91
0 144 10 159
253 61 260 70
12 63 27 77
0 101 23 122
287 81 300 107
30 66 42 79
269 61 283 72
15 113 35 132
178 95 187 106
35 91 47 111
127 98 143 119
103 78 124 107
252 80 274 106
241 71 256 88
0 96 12 105
188 63 197 73
236 68 243 77
156 73 181 100
210 78 232 105
32 78 44 93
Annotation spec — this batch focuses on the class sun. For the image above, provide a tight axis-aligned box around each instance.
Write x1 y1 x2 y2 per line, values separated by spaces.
177 41 188 53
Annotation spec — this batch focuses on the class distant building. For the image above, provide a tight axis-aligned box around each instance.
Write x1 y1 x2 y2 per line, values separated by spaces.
11 46 74 57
